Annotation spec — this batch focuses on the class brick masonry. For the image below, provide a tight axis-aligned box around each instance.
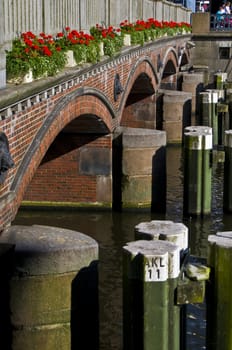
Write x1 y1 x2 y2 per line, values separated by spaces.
0 36 191 229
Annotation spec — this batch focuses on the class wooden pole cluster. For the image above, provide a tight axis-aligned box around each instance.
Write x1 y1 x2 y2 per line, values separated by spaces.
207 232 232 349
183 126 213 215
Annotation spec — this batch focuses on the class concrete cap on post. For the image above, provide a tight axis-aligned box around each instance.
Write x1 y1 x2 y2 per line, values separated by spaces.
224 130 232 147
184 126 213 150
0 225 98 275
123 240 180 281
119 127 166 148
200 91 212 104
134 220 188 250
206 89 223 102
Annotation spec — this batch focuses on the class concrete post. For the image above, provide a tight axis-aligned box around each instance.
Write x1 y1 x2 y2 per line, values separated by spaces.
162 90 192 143
0 225 99 350
183 126 213 215
181 72 207 120
123 239 180 350
116 127 166 211
207 232 232 349
223 130 232 212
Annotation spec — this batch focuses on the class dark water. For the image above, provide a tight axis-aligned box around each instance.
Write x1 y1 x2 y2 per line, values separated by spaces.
13 145 232 350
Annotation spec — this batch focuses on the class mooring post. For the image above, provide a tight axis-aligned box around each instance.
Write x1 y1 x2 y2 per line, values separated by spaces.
223 130 232 212
209 90 219 146
214 72 227 90
226 89 232 129
199 91 219 145
134 220 189 350
123 240 180 350
207 232 232 349
217 103 229 146
183 126 213 215
200 91 212 126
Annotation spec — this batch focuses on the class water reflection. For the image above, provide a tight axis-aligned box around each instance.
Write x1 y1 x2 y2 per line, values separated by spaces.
13 145 232 350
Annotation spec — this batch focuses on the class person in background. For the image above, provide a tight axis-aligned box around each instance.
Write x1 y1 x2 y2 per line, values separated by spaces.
225 1 231 13
216 5 226 25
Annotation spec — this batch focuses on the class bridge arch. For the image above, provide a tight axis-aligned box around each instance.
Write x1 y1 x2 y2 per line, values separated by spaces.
11 88 115 212
119 58 158 127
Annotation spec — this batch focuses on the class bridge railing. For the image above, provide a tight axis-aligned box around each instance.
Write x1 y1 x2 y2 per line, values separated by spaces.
210 14 232 31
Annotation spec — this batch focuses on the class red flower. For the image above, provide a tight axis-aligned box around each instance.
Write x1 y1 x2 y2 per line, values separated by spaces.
42 46 52 56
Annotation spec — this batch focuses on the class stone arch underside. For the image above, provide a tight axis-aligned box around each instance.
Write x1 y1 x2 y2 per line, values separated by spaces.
10 90 115 215
160 48 179 90
120 59 158 128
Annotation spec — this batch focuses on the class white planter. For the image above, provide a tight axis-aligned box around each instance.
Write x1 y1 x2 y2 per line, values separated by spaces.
99 42 104 56
123 34 131 46
7 69 34 84
22 69 33 83
65 50 77 67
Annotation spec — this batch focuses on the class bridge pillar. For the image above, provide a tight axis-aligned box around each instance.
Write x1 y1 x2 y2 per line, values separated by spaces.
162 90 192 143
181 72 207 122
0 225 99 350
114 127 166 211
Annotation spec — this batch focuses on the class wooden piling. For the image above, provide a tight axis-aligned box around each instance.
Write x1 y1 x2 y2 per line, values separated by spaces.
123 240 180 350
207 232 232 349
223 130 232 212
134 220 189 350
183 126 212 215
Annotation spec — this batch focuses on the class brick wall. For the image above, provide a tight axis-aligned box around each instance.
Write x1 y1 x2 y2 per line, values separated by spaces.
23 133 112 204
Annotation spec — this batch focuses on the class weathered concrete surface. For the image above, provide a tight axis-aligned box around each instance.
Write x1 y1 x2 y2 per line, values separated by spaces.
0 225 99 350
118 127 166 210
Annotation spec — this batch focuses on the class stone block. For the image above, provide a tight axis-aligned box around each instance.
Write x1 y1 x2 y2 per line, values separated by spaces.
122 175 152 207
123 148 157 175
191 13 210 33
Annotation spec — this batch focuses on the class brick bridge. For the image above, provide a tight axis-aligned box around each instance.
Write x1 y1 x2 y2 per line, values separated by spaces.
0 35 194 230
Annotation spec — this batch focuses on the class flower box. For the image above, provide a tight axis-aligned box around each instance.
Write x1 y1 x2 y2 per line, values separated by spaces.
123 34 131 46
7 69 33 84
98 42 104 56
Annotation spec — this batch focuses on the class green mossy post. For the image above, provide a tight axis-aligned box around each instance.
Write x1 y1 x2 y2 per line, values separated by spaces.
207 232 232 349
217 103 229 146
223 130 232 212
226 89 232 129
134 220 189 350
211 91 219 146
184 126 212 215
200 91 212 126
123 240 180 350
214 72 227 90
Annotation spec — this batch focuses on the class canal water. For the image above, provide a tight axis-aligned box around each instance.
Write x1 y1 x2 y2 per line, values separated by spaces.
13 145 231 350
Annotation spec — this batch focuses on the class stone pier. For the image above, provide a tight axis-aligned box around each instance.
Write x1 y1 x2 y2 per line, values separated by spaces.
162 90 192 143
114 127 166 211
181 72 208 121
